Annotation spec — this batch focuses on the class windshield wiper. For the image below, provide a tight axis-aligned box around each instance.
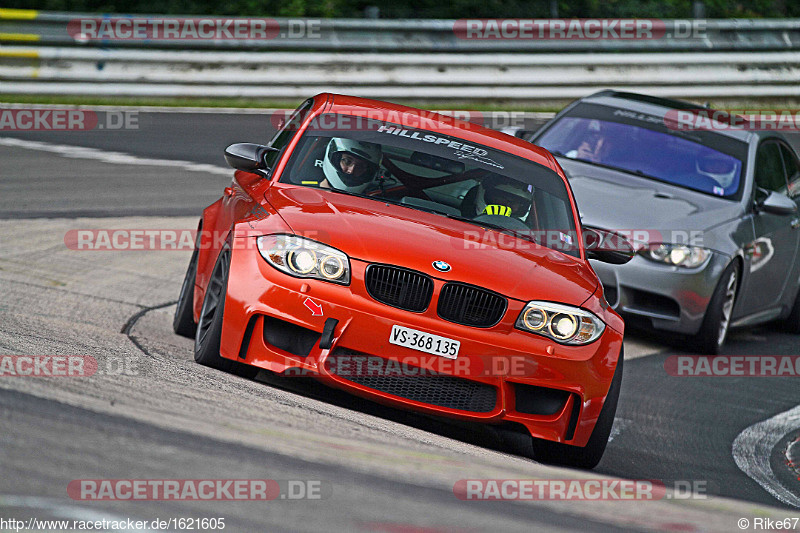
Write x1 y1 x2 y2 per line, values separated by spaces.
322 187 372 200
444 213 502 230
558 157 662 181
327 190 457 218
631 168 659 180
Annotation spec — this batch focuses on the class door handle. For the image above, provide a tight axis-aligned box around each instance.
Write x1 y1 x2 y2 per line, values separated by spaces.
224 187 234 197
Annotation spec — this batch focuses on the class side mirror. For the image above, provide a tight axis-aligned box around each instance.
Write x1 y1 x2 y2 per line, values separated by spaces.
583 226 635 265
498 127 536 140
224 143 278 173
757 189 797 215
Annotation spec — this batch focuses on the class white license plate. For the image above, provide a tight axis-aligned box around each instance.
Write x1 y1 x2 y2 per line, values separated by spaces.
389 325 460 359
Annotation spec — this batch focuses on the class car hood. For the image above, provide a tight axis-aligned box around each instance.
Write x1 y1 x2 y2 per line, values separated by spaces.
264 186 598 306
557 158 743 245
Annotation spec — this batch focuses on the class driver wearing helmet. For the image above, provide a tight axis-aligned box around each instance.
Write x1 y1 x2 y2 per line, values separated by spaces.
695 153 738 194
566 120 611 164
321 138 384 194
474 179 533 221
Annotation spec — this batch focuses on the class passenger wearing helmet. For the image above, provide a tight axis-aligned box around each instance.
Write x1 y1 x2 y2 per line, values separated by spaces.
321 138 383 194
473 179 533 221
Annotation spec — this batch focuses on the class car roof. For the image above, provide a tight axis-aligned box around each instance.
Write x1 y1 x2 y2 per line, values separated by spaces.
316 93 560 171
577 90 757 143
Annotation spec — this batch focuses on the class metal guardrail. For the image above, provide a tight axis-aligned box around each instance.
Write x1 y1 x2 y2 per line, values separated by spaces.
3 9 800 52
1 9 800 101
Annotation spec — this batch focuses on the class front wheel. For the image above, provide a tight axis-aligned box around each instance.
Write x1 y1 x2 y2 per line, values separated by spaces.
694 261 739 355
780 284 800 334
173 247 199 338
530 350 623 470
194 248 233 371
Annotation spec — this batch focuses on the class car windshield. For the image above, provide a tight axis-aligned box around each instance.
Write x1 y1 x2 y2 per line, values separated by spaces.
279 113 580 257
535 103 747 199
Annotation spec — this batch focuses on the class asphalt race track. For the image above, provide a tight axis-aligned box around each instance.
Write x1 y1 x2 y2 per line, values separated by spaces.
1 109 799 532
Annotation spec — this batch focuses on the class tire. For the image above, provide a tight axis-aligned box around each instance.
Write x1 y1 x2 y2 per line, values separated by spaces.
694 261 739 355
173 247 199 338
781 285 800 334
194 248 233 371
530 350 623 470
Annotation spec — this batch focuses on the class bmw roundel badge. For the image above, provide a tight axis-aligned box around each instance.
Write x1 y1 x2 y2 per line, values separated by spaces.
432 260 451 272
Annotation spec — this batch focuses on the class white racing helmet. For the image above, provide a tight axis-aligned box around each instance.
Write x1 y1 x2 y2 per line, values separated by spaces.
323 138 382 193
696 153 738 190
475 179 533 220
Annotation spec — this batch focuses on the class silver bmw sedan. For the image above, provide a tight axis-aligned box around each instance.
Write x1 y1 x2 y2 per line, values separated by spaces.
529 90 800 354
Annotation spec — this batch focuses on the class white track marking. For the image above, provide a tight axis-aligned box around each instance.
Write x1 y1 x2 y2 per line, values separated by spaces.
788 438 800 478
732 404 800 508
0 136 230 175
608 417 633 443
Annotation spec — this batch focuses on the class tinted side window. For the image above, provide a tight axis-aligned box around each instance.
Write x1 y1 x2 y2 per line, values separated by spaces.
780 144 800 198
755 142 788 194
265 99 314 169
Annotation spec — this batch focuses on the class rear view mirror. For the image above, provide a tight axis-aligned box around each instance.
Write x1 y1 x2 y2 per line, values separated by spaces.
583 226 635 265
410 152 466 174
224 143 278 173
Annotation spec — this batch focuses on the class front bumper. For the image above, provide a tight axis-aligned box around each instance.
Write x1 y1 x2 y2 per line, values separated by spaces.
591 252 731 335
219 237 623 447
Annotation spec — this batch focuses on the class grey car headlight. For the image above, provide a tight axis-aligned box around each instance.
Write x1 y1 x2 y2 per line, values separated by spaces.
515 301 605 345
257 234 350 285
640 244 711 268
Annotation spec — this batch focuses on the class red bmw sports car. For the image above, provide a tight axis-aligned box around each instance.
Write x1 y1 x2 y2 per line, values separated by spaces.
173 94 632 468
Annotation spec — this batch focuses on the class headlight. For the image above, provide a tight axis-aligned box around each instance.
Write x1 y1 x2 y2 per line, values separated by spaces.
515 301 605 345
257 234 350 285
640 243 711 268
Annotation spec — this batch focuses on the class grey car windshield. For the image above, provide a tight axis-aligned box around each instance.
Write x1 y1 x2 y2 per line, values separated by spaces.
279 113 580 257
535 105 746 199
